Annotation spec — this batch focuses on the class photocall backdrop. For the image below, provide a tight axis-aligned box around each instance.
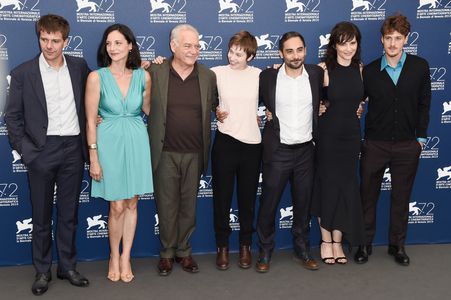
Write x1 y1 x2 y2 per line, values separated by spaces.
0 0 450 266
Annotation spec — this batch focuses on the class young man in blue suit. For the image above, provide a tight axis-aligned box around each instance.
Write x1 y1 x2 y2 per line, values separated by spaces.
5 14 90 295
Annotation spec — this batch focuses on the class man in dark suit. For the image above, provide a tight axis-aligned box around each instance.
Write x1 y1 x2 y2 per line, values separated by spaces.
255 31 323 272
5 14 90 295
355 14 431 266
146 24 217 276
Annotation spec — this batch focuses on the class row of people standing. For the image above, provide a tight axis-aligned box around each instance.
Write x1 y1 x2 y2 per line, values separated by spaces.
4 12 431 297
256 14 431 272
211 25 363 272
90 23 217 279
255 14 430 271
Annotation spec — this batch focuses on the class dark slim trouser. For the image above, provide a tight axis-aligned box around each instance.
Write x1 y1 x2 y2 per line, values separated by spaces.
211 131 262 247
257 142 314 256
153 151 200 258
360 139 422 246
27 136 84 274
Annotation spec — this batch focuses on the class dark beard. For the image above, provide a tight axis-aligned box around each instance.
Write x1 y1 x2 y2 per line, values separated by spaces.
285 60 304 70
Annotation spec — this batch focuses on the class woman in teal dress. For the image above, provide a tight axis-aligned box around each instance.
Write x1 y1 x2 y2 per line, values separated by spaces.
85 24 153 282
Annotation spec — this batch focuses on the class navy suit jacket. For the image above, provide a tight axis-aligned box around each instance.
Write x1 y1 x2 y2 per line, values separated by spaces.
5 55 90 164
259 64 324 163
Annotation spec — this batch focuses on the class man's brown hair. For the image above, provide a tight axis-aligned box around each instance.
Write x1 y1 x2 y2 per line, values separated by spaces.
36 14 70 40
380 13 410 37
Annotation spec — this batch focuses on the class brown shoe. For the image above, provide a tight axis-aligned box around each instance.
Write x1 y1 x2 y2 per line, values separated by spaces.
216 247 229 270
255 252 271 273
175 256 199 273
293 252 319 271
239 245 252 269
157 258 174 276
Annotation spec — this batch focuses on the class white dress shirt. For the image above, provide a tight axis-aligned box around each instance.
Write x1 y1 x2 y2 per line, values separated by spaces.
275 64 312 144
39 53 80 136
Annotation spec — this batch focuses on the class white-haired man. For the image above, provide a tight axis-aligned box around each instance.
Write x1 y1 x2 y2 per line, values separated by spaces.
147 24 217 275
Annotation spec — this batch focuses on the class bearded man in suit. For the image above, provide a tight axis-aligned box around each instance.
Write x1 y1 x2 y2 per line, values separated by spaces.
255 31 323 273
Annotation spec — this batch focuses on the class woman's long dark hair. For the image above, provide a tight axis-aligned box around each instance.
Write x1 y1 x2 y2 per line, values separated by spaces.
324 21 362 70
97 23 141 69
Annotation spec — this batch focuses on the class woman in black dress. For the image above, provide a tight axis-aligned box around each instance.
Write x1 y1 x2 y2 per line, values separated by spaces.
312 22 365 264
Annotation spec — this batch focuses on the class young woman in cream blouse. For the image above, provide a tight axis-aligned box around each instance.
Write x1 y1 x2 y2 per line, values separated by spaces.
211 31 262 270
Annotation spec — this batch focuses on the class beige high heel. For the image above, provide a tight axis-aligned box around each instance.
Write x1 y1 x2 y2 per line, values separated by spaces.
120 257 134 283
107 272 120 282
120 272 134 283
107 256 121 282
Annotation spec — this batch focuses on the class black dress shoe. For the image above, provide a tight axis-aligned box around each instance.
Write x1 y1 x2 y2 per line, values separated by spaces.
31 272 51 296
388 245 410 266
354 245 372 264
57 270 89 287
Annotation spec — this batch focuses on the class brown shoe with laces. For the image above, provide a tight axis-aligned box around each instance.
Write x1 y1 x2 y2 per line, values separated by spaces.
157 258 174 276
175 256 199 273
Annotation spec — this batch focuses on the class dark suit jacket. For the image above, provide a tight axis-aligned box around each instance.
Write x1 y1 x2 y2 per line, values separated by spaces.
147 60 217 174
5 55 90 164
259 64 323 163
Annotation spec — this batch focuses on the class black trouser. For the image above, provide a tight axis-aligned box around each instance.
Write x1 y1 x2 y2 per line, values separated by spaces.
256 141 314 256
27 135 84 274
360 139 421 246
211 131 262 247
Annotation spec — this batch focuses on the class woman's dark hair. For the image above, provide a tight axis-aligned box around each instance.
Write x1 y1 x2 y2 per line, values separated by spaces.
325 21 362 70
97 23 141 69
228 30 257 60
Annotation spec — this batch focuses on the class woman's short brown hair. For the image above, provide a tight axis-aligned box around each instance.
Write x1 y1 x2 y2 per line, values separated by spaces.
228 30 257 60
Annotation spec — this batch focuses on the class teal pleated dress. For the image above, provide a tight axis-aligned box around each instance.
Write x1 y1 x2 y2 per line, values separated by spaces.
91 67 153 201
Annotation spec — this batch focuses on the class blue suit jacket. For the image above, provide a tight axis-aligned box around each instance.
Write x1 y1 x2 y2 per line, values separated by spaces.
5 54 90 164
